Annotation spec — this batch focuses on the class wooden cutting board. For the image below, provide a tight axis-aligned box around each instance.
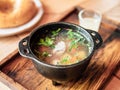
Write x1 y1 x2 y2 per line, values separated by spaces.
1 0 120 89
1 9 120 90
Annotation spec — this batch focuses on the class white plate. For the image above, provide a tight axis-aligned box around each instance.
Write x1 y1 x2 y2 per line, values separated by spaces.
0 0 44 37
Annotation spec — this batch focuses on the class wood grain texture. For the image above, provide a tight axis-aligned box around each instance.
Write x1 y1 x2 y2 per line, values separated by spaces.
78 0 120 13
40 0 87 13
104 3 120 25
116 70 120 79
105 77 120 90
0 71 27 90
0 37 19 65
114 66 120 79
1 9 120 90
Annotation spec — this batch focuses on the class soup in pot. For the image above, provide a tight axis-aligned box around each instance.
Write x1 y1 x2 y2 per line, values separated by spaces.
33 28 91 65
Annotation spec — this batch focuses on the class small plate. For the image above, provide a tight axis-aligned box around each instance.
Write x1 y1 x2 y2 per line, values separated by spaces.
0 0 44 37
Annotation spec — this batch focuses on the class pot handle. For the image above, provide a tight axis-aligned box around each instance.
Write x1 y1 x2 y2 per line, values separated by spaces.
18 36 33 59
87 30 103 49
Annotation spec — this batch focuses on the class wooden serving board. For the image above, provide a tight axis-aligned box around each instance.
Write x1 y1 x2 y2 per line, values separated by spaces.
1 9 120 90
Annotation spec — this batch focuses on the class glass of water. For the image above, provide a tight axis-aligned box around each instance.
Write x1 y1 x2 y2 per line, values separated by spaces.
78 9 102 32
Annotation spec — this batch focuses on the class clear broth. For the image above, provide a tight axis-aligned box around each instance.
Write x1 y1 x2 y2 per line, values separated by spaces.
34 28 91 65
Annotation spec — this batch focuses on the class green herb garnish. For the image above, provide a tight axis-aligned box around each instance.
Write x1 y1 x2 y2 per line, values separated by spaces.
52 28 61 37
60 56 70 64
67 29 74 39
38 37 54 48
42 51 49 57
37 28 61 48
67 29 90 51
69 39 79 51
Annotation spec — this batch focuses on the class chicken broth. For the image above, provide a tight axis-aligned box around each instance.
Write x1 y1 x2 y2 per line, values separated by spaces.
34 28 91 65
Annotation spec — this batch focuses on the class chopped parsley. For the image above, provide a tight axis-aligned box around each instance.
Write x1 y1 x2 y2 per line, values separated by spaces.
37 37 54 48
67 29 90 51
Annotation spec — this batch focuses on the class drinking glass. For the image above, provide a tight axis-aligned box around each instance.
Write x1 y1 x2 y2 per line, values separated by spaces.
78 9 102 32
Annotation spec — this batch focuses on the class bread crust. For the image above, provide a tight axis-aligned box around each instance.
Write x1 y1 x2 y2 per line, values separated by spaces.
0 0 37 28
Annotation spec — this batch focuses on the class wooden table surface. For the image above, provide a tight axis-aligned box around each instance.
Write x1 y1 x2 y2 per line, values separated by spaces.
0 0 120 90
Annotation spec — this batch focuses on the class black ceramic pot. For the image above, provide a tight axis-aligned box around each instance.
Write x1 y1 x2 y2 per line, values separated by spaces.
18 22 103 85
